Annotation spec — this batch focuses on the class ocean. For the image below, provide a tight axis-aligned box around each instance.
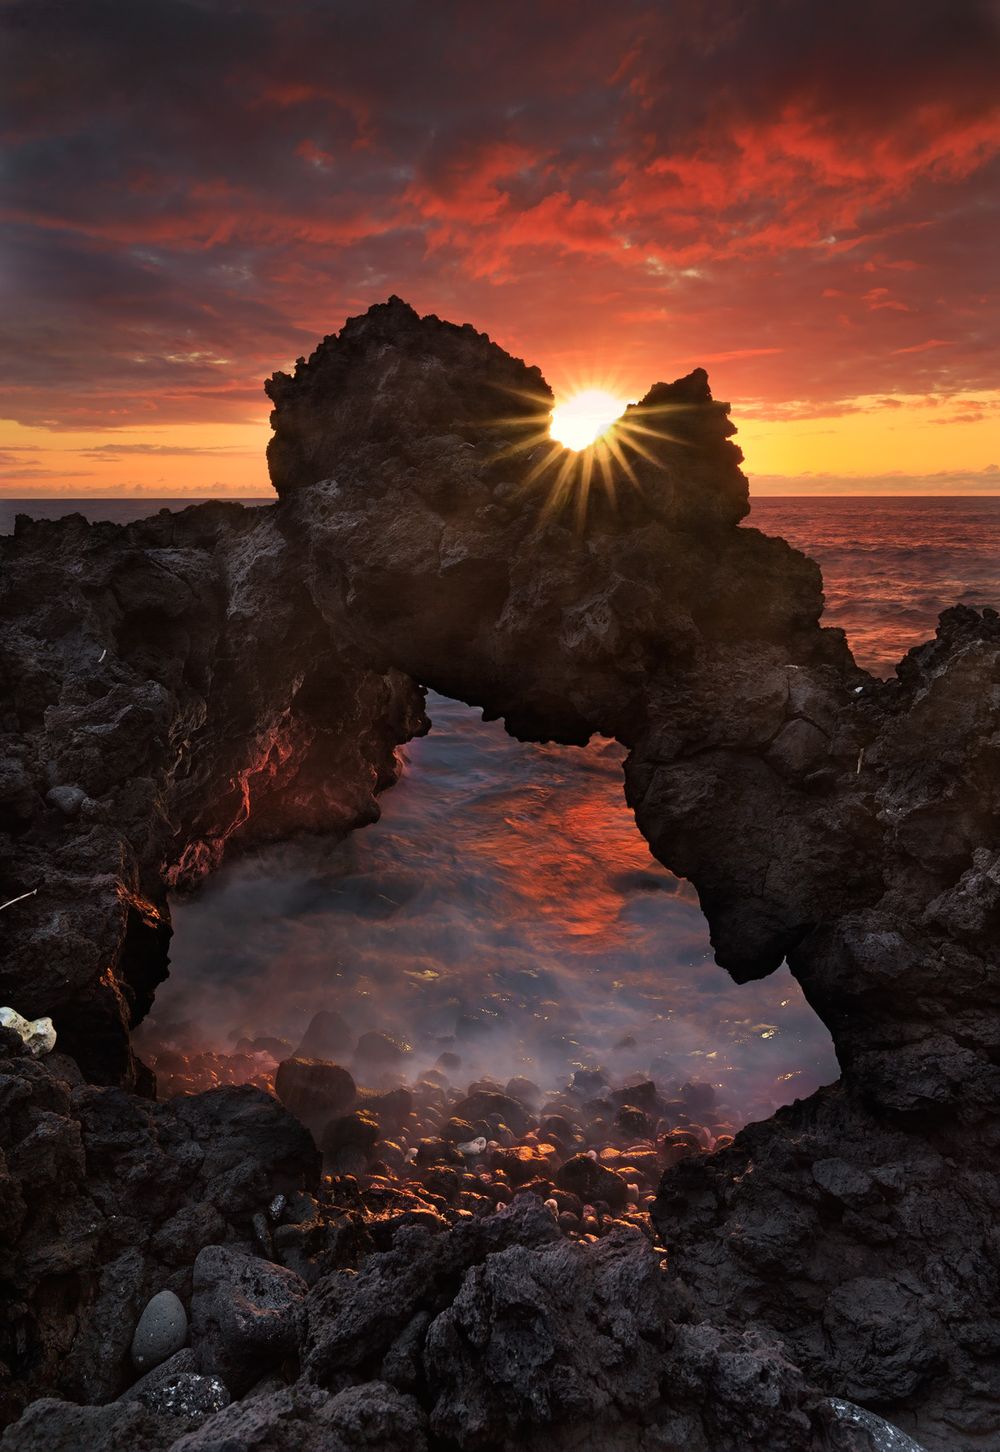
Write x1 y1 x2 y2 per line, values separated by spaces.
7 495 1000 1116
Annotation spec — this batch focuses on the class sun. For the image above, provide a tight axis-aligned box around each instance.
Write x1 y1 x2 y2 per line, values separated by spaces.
485 373 685 527
550 388 628 451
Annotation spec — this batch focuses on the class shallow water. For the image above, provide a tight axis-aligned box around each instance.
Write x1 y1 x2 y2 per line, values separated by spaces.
7 495 999 1118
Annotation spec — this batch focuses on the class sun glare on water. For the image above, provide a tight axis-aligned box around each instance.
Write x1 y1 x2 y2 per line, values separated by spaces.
550 389 628 451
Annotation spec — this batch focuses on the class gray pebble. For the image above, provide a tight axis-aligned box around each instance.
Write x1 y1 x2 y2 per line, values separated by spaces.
45 785 86 817
130 1289 188 1371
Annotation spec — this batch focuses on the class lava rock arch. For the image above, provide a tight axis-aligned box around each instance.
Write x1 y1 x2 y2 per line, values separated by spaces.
1 297 998 1447
263 298 1000 1445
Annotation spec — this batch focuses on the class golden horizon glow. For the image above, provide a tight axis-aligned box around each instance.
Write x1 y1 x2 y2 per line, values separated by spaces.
549 389 629 452
1 387 998 500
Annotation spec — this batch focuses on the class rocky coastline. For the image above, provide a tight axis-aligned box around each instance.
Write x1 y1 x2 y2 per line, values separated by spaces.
1 298 998 1450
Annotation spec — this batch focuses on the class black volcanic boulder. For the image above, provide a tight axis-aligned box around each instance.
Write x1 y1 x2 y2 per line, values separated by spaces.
190 1246 308 1396
295 1010 353 1060
274 1059 356 1135
556 1153 630 1210
450 1090 532 1137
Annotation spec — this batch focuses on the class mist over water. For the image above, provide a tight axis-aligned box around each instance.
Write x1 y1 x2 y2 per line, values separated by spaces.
137 697 832 1120
9 495 999 1120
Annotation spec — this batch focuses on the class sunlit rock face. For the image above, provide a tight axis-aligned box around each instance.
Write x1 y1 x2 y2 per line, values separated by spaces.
0 503 425 1083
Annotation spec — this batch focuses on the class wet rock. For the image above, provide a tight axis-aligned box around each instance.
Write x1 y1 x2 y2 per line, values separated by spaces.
131 1289 188 1371
571 1067 609 1095
451 1089 531 1137
321 1110 380 1158
614 1104 652 1139
556 1153 629 1210
190 1245 308 1395
359 1086 413 1131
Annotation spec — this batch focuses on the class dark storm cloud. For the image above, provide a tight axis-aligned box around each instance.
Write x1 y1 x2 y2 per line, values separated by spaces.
1 0 997 427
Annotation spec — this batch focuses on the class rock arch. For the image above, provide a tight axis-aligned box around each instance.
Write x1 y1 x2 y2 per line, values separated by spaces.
2 297 998 1443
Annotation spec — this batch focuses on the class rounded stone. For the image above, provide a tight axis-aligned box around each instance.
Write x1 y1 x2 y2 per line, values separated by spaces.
131 1289 188 1371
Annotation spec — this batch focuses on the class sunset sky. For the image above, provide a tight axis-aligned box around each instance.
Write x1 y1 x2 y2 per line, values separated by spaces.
2 0 998 498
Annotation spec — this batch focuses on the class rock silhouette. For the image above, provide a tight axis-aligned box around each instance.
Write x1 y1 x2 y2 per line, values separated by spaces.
1 298 998 1448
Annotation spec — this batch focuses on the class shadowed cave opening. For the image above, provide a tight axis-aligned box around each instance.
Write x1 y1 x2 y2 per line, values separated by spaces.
137 692 838 1140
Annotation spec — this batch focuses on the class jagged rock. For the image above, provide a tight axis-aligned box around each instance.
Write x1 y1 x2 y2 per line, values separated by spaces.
190 1246 308 1395
136 1373 230 1420
0 503 426 1084
120 1349 199 1401
0 1397 197 1451
0 1046 319 1425
828 1400 928 1451
167 1381 427 1452
2 299 1000 1446
304 1195 561 1386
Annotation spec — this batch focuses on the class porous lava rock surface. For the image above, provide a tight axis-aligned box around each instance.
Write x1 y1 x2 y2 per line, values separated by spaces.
1 297 998 1449
0 501 425 1083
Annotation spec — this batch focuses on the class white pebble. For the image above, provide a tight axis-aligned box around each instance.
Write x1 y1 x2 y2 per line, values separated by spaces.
0 1006 56 1057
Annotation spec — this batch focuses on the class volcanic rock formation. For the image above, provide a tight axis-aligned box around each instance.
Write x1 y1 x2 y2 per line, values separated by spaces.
1 297 998 1450
0 502 424 1083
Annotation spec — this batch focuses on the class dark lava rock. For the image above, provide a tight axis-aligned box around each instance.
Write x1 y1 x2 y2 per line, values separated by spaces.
0 1046 318 1425
190 1245 308 1396
321 1110 380 1154
0 1398 187 1452
5 298 1000 1446
295 1010 353 1060
168 1380 427 1452
0 502 426 1084
571 1068 609 1096
609 1079 660 1112
304 1195 561 1386
556 1153 630 1210
274 1058 356 1134
450 1090 531 1137
358 1086 413 1131
354 1031 411 1066
614 1104 652 1139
